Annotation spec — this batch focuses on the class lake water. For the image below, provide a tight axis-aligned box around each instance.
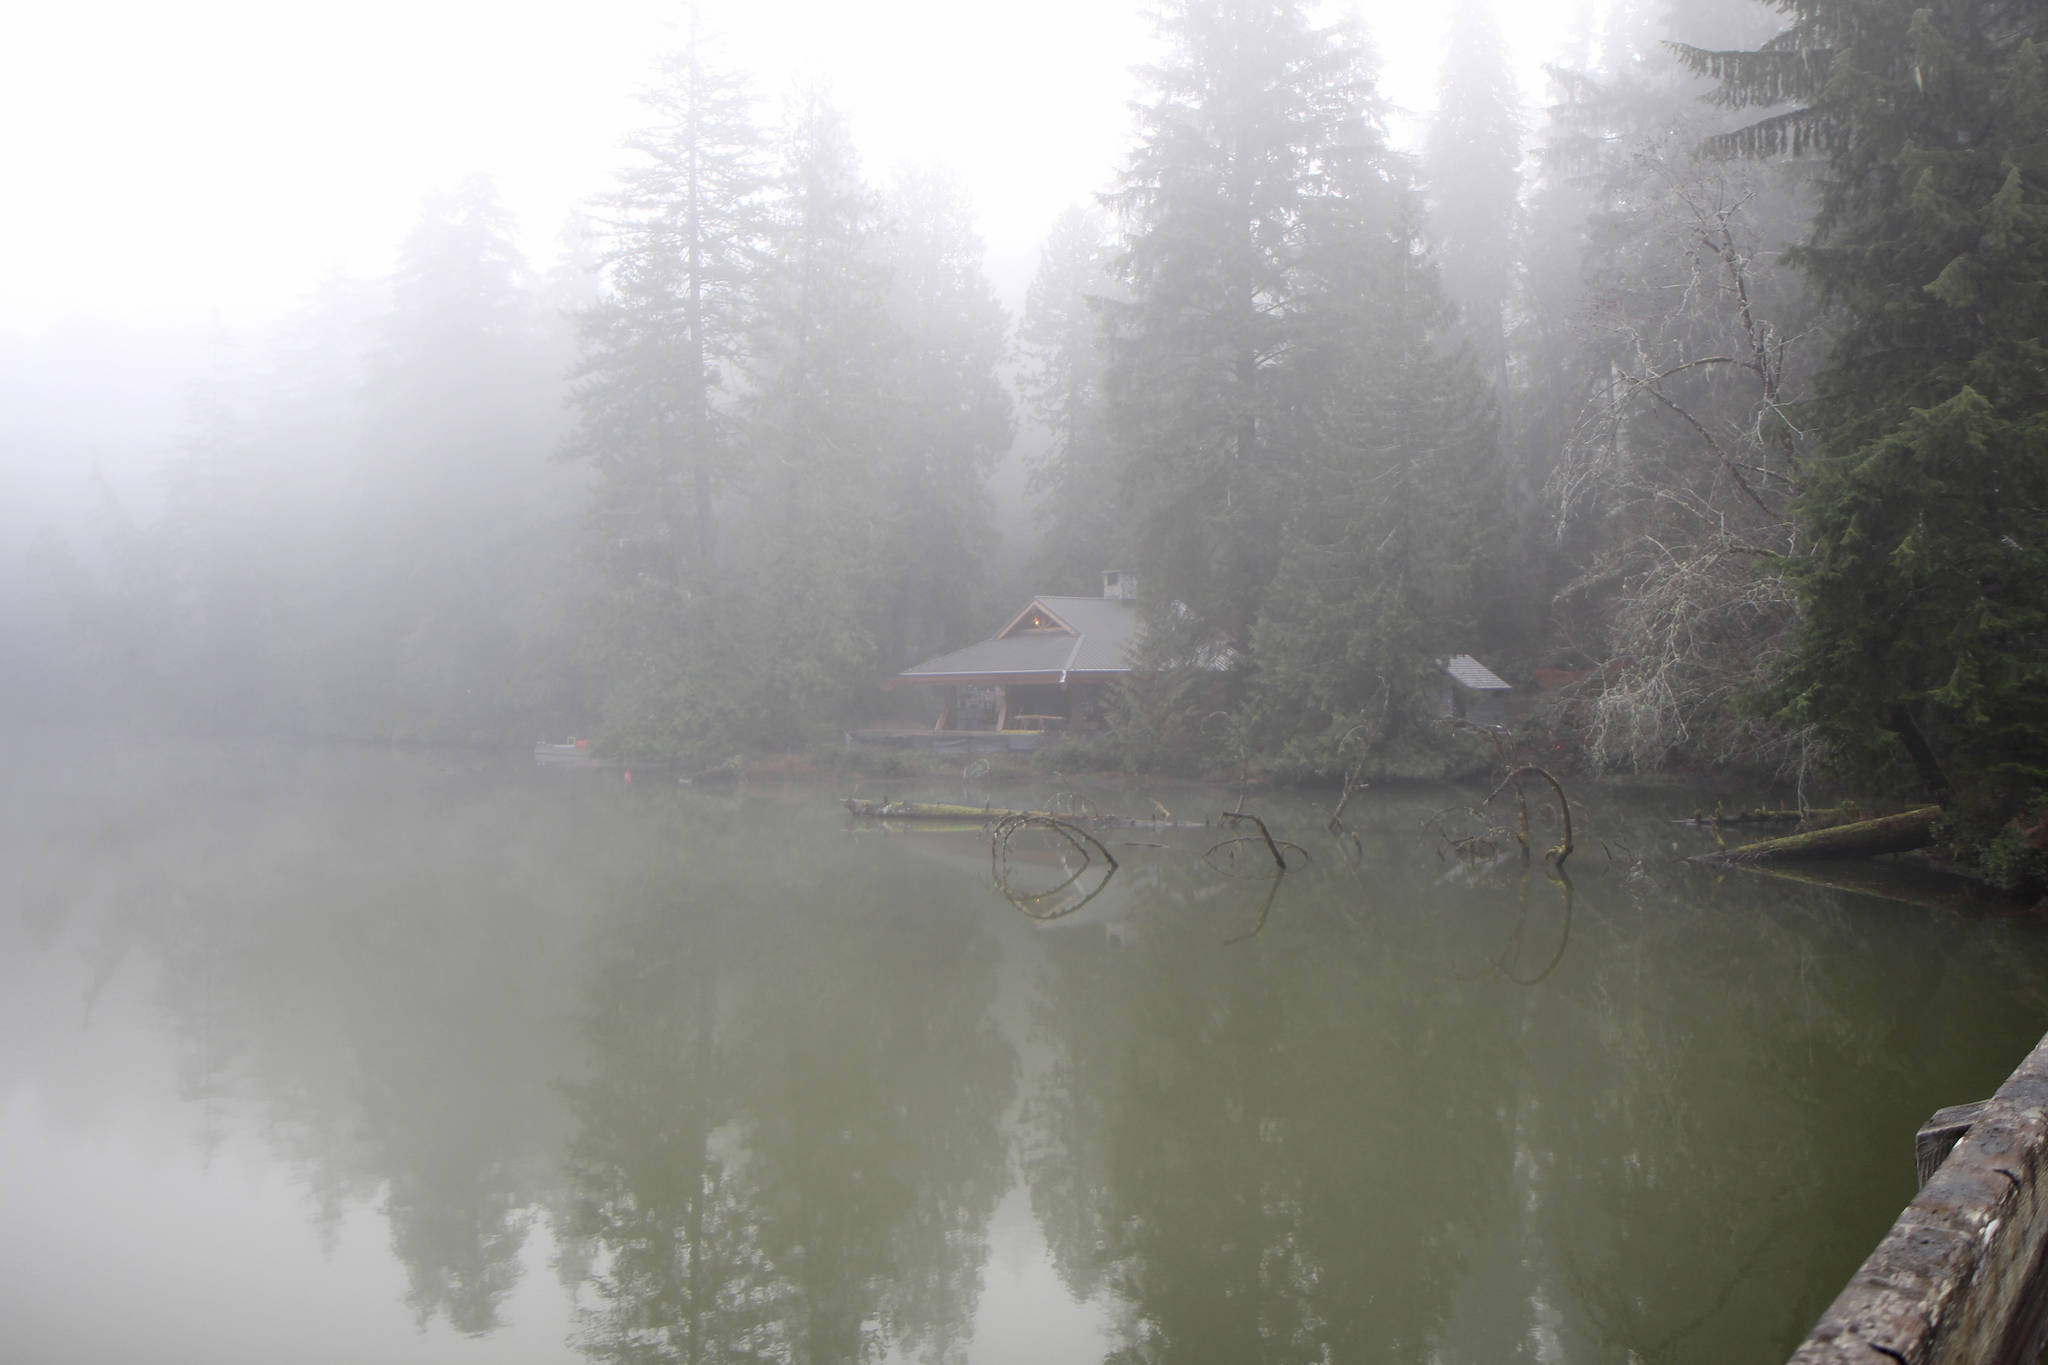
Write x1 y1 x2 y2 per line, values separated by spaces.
5 742 2046 1365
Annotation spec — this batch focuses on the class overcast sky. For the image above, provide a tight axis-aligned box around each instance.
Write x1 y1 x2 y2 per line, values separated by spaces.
0 0 1589 332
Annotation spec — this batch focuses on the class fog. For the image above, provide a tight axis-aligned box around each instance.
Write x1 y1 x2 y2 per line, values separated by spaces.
0 0 1869 775
10 1 2048 1359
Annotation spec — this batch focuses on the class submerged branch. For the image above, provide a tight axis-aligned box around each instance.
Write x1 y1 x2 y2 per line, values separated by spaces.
1484 767 1575 867
1222 811 1290 870
1224 872 1288 945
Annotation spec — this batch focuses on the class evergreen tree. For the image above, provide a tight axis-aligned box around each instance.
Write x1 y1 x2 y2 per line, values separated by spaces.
565 20 765 757
1102 0 1509 775
1015 206 1122 596
1682 0 2048 828
1248 95 1502 776
1424 0 1523 400
1104 0 1371 645
361 177 572 744
717 93 902 748
873 172 1013 667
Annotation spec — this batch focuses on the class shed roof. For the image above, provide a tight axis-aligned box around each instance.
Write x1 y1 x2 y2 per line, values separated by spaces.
1442 654 1512 692
890 595 1141 686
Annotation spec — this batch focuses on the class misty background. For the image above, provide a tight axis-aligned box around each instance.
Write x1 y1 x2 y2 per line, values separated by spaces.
1 0 1817 770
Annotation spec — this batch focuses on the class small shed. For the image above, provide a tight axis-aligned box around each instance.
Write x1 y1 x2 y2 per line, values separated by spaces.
1440 654 1512 727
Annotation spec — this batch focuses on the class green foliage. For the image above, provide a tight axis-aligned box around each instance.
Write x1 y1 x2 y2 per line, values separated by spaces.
1017 206 1124 596
1098 0 1505 777
1975 794 2048 896
1102 607 1246 777
1783 387 2048 797
1104 0 1387 645
1693 0 2048 816
566 66 1012 762
1425 0 1523 393
870 172 1015 666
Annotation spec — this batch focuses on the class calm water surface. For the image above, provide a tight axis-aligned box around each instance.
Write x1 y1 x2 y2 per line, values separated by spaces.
5 743 2047 1364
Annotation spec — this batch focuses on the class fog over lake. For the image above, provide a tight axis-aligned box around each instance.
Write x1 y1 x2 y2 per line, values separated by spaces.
7 0 2048 1358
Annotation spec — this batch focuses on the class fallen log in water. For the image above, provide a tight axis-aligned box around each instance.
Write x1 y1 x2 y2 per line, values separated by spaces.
843 798 1038 821
1674 804 1863 828
1691 805 1942 866
839 798 1204 829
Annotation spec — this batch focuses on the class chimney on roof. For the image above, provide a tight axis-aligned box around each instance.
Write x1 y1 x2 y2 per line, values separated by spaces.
1102 570 1136 601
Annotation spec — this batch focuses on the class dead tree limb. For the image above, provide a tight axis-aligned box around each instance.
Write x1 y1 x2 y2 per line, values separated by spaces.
991 813 1119 873
1485 767 1575 867
1329 675 1391 830
1222 811 1288 871
1204 837 1311 879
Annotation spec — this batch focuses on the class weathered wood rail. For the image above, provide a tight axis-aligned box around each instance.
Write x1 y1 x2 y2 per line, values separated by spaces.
1788 1031 2048 1364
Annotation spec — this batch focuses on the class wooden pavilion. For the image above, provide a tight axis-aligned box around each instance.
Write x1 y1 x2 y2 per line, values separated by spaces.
883 573 1142 739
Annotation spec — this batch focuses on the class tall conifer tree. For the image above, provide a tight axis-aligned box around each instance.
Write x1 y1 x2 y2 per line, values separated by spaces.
1249 46 1502 774
1104 0 1365 645
565 18 765 756
725 93 902 745
874 172 1013 667
1017 206 1121 596
1424 0 1522 399
1682 0 2048 821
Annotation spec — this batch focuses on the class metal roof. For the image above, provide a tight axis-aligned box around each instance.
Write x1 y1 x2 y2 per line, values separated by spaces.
894 596 1142 684
1442 654 1512 692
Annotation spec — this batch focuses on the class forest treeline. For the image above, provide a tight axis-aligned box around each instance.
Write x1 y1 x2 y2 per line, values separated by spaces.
7 0 2046 873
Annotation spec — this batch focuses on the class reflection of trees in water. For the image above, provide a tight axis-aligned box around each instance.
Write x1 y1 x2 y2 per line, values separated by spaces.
1436 855 2048 1365
560 875 779 1365
1019 811 2048 1365
30 760 2048 1363
1022 852 1519 1363
22 765 1023 1355
563 839 1017 1365
16 755 594 1335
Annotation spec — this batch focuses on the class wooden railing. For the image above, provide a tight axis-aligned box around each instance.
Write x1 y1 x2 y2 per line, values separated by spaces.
1788 1032 2048 1364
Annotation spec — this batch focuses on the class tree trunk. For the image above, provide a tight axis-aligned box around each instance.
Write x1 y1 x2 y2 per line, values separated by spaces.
1888 705 1953 801
1691 805 1942 865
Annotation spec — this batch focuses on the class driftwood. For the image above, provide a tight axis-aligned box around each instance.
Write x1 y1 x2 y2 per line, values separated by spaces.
1692 805 1942 866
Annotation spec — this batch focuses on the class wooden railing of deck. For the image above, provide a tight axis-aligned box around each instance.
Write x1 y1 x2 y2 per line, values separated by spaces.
1789 1031 2048 1365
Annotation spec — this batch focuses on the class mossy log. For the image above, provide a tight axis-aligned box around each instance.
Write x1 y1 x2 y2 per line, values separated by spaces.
1675 804 1863 828
1691 805 1942 865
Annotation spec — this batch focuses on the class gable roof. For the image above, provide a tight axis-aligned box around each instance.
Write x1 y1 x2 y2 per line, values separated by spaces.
889 596 1141 687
